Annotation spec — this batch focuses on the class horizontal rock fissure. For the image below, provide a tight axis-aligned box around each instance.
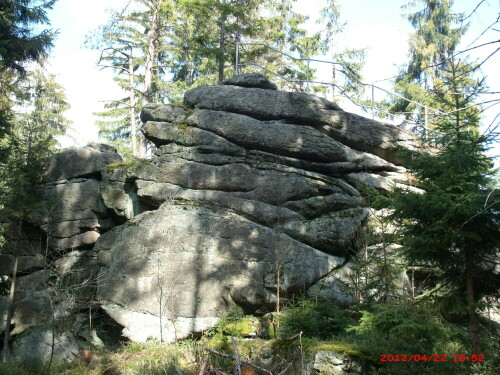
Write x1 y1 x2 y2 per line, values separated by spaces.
2 74 427 352
135 181 361 223
138 179 258 196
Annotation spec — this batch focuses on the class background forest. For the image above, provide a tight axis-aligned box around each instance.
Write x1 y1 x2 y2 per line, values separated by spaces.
0 0 499 374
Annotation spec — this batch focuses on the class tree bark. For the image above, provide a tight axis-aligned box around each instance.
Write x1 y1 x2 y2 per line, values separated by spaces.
128 53 138 157
140 0 164 158
465 249 481 354
218 4 226 83
2 257 18 363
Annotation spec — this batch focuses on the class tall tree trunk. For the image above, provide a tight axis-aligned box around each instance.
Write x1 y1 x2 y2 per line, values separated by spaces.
2 257 18 363
218 5 226 83
128 53 138 157
465 249 481 354
382 238 388 304
331 63 336 100
140 0 163 158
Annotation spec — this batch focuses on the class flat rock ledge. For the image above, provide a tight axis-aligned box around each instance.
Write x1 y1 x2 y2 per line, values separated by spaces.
1 76 422 355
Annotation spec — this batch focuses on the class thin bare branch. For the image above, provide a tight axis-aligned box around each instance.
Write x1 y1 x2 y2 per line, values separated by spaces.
461 0 489 23
206 348 272 375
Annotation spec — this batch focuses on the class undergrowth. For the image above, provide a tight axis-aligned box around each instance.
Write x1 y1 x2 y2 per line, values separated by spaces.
0 298 497 375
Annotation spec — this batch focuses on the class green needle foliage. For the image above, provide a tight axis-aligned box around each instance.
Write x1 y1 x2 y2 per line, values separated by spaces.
391 0 466 125
280 297 353 339
88 0 362 156
0 0 58 157
390 57 499 353
0 69 70 218
0 0 57 73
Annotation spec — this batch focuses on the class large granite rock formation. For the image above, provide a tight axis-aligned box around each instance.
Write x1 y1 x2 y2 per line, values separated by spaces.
0 143 122 361
97 74 420 342
1 74 421 356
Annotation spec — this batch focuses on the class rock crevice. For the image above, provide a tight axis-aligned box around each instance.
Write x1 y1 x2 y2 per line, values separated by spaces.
1 74 421 355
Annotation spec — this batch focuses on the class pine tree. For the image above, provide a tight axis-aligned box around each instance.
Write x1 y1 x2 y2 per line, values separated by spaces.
1 69 71 214
87 0 173 158
317 0 364 100
0 0 58 157
94 43 141 159
172 0 273 86
391 0 466 127
95 93 139 161
90 0 350 154
0 0 57 72
391 58 499 354
0 68 70 362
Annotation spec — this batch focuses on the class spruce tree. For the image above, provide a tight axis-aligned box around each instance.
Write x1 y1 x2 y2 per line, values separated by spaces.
0 0 58 158
87 0 173 158
0 0 57 72
0 68 70 362
391 0 465 127
391 57 499 354
90 0 356 155
0 69 71 214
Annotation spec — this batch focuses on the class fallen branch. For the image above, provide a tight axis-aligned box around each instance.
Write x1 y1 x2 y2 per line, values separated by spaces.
206 348 272 375
198 358 210 375
231 337 242 375
282 332 303 341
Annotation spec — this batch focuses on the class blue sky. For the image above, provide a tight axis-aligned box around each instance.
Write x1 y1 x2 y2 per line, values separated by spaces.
45 0 499 162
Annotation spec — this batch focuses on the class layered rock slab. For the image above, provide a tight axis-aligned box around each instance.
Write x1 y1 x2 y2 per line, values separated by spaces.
183 82 421 164
104 154 366 255
43 143 122 182
1 74 425 353
97 202 345 342
32 146 122 252
1 144 123 360
97 75 420 341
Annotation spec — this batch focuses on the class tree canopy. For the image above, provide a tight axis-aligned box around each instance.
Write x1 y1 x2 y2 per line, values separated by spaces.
387 0 499 355
87 0 359 158
0 0 57 72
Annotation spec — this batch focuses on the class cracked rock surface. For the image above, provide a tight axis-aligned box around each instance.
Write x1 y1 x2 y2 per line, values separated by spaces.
1 74 421 350
95 74 420 342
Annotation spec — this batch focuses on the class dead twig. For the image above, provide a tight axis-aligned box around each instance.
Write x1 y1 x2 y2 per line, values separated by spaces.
277 361 293 375
231 337 242 375
174 365 184 375
198 358 210 375
282 332 303 341
206 348 272 375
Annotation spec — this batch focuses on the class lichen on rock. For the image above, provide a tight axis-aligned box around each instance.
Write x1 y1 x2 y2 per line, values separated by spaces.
1 74 423 356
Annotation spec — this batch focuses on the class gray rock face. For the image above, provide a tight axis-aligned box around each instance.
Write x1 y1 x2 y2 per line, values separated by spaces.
222 73 278 90
93 77 421 341
183 83 421 164
141 103 188 124
186 109 396 168
43 143 122 181
27 145 122 253
97 203 344 342
347 172 425 195
41 179 106 223
0 254 45 275
0 251 101 338
307 350 370 375
184 84 342 124
12 328 80 362
0 143 122 360
1 78 422 353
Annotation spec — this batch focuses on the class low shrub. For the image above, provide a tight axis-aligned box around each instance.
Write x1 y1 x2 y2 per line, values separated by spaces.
346 303 494 375
280 297 353 339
